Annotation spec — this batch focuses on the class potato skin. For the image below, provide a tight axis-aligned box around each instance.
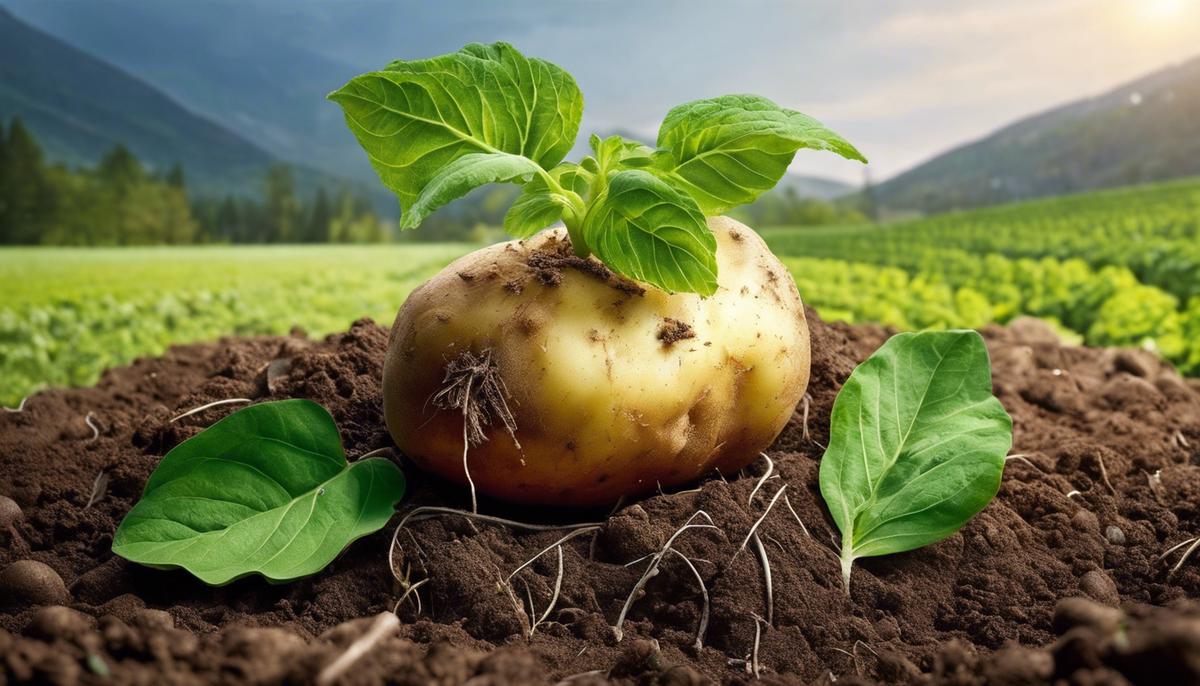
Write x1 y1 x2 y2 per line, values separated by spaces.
383 216 809 506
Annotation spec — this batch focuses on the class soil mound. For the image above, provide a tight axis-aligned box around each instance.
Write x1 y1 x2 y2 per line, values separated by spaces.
2 311 1199 685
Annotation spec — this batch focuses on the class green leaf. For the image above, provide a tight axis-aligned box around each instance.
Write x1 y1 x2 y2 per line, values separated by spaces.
112 399 406 585
654 94 866 214
582 170 718 295
402 152 541 230
505 185 566 239
818 330 1011 593
329 42 583 228
590 134 656 170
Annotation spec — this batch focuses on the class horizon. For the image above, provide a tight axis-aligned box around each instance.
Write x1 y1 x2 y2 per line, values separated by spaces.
3 0 1199 186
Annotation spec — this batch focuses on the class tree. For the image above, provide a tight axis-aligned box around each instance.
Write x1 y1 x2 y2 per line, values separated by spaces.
264 164 299 243
165 163 186 190
0 118 57 244
301 188 332 243
97 144 144 190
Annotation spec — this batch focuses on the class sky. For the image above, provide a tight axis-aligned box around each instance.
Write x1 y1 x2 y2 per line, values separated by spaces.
275 0 1200 184
8 0 1200 185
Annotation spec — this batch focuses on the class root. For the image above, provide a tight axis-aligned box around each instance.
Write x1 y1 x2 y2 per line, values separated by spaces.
733 484 787 560
613 510 719 642
1094 452 1116 495
800 394 811 441
391 577 428 617
84 412 100 443
527 545 564 636
1174 430 1190 449
356 447 394 460
170 398 250 423
667 549 709 651
782 493 811 538
1160 537 1200 576
1147 469 1164 501
747 453 774 505
751 533 774 626
3 396 28 413
83 471 109 509
750 613 765 679
316 612 400 686
1005 453 1045 472
506 527 600 584
432 349 519 449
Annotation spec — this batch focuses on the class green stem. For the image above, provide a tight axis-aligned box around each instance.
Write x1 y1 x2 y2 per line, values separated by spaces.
534 167 590 257
839 540 855 596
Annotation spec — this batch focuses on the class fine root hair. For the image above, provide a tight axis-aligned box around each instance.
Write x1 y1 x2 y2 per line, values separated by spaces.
170 398 251 423
432 349 519 449
316 612 400 686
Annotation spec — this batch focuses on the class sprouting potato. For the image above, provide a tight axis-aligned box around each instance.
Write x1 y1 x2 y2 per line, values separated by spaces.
383 216 810 505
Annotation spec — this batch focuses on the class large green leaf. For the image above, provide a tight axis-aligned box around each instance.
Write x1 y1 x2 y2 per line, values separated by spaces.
654 94 866 214
818 330 1011 592
402 152 541 230
329 42 583 227
582 170 718 295
112 399 406 585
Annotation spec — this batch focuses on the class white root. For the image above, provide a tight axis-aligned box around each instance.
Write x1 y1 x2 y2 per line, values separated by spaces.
733 485 787 560
801 393 811 441
667 548 709 651
395 506 604 533
170 398 251 423
461 418 478 514
747 453 774 505
782 493 811 538
506 527 600 583
84 471 109 509
613 511 718 642
528 545 564 636
3 396 28 413
356 447 394 460
1094 452 1116 495
316 611 400 686
1174 430 1190 449
1160 536 1200 576
751 533 774 626
750 613 766 679
1005 454 1045 472
84 412 100 443
392 577 428 616
1066 490 1083 499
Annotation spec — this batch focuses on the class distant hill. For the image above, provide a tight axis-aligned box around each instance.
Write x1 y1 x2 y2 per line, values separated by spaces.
1 0 372 184
776 174 855 201
0 6 351 200
872 55 1200 213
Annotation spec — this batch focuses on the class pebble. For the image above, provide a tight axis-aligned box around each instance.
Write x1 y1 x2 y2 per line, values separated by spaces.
1080 569 1121 606
0 560 70 608
0 495 22 528
1105 525 1126 545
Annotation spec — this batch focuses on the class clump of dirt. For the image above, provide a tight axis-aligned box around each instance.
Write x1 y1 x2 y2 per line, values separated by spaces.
2 312 1200 685
525 237 646 296
657 318 696 345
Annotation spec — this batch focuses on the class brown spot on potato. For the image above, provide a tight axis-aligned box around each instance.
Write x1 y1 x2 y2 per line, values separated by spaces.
657 318 696 345
729 229 743 242
596 474 610 483
457 271 475 281
526 240 646 296
504 278 524 294
435 313 451 323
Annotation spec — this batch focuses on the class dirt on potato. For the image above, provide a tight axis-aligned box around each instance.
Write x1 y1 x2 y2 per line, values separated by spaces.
2 311 1200 685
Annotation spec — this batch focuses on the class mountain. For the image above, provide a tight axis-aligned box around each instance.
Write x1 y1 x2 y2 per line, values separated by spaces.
0 6 353 200
776 174 855 201
1 0 372 185
872 55 1200 214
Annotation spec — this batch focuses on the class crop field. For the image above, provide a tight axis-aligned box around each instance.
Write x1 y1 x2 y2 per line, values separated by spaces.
765 177 1200 376
0 244 470 406
3 177 1199 406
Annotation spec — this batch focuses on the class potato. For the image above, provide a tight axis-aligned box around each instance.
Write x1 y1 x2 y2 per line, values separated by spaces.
383 216 809 506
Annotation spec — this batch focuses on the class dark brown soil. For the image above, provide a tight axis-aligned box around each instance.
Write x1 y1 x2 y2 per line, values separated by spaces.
3 311 1200 686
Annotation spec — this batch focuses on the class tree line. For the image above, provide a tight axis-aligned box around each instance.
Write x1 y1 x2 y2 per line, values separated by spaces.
0 118 386 245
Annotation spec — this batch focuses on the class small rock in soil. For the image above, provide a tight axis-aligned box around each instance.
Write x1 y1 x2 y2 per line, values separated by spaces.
1080 570 1122 607
1105 525 1126 545
0 560 69 608
0 495 21 528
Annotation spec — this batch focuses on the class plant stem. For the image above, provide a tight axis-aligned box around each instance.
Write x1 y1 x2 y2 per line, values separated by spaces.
839 541 855 596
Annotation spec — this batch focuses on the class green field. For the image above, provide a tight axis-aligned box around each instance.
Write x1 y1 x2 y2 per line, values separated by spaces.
3 177 1200 405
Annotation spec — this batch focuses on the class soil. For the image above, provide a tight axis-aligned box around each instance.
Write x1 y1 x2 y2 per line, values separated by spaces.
2 311 1200 686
